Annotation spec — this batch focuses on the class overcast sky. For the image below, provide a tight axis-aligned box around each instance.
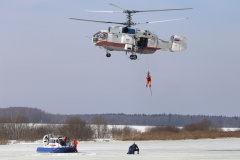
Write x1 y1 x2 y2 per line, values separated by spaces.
1 0 240 116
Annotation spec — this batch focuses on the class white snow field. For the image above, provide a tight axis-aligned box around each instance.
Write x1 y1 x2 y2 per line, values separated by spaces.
1 138 240 160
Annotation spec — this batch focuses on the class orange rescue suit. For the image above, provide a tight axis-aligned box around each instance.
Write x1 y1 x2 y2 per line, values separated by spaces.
146 74 152 87
72 140 78 152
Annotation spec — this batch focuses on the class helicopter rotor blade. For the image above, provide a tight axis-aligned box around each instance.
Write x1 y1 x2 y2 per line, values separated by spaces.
85 10 122 13
69 18 124 25
109 3 126 11
136 18 189 25
85 5 192 16
134 8 193 13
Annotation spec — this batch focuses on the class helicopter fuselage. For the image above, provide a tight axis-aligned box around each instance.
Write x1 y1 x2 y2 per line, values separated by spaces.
92 26 187 56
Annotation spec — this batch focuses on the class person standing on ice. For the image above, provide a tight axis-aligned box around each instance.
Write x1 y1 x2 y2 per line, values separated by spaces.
146 71 152 87
72 140 78 152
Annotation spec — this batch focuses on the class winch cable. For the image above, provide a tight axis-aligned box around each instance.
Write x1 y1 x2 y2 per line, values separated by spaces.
149 86 152 96
147 54 150 71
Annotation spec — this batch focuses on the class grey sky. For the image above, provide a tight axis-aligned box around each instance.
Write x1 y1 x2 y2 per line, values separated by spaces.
1 0 240 116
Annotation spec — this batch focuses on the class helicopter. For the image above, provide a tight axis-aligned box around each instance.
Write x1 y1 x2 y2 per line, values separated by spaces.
70 3 192 60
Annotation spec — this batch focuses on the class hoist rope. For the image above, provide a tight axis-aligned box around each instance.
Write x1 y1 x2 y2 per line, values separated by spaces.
150 86 152 96
147 54 150 71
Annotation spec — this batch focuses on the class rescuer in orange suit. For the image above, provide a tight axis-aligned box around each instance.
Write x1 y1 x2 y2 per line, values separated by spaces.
72 140 78 152
146 71 152 87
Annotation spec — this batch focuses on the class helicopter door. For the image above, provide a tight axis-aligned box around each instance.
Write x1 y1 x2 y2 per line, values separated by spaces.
147 38 157 48
137 37 148 48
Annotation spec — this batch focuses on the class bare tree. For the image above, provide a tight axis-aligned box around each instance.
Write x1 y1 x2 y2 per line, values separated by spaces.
111 125 123 138
184 120 211 131
0 123 8 144
147 125 180 133
91 115 109 139
58 117 93 140
4 115 29 140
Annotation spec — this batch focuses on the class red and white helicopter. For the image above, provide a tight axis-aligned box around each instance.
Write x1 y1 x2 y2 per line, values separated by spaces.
70 3 192 60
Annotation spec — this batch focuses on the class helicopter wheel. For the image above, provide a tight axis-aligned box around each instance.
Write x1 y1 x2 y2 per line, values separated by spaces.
106 53 111 58
130 55 137 60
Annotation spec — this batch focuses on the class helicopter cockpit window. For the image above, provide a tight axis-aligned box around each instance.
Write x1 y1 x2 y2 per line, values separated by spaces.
99 32 107 40
92 31 107 43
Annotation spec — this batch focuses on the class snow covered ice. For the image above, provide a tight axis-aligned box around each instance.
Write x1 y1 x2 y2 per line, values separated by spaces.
1 138 240 160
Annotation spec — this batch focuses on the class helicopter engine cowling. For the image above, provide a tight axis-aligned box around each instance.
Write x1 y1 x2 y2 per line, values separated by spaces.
169 35 187 52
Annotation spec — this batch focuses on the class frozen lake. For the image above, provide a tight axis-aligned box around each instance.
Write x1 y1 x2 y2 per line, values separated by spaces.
1 138 240 160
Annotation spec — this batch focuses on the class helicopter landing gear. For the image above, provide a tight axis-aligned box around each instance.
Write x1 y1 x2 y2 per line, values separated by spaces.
106 52 111 58
130 54 137 60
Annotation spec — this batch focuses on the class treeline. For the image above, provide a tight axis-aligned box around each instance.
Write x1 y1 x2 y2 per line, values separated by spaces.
117 120 240 141
1 116 240 145
1 107 240 127
0 115 139 145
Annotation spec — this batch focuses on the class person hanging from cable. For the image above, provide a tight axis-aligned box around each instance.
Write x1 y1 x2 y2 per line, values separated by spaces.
146 71 152 87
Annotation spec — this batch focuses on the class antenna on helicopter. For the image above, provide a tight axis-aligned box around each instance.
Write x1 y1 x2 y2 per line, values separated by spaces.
70 3 192 28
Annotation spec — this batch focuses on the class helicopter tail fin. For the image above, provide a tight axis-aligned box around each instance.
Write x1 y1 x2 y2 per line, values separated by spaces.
169 35 187 52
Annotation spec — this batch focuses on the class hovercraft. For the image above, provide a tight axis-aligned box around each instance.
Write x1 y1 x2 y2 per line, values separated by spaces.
36 134 76 153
